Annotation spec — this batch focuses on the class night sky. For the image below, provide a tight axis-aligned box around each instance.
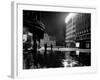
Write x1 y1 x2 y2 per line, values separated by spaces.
40 11 68 45
23 10 68 46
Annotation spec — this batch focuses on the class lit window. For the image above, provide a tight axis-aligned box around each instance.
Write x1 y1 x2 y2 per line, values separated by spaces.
76 42 80 47
76 51 80 56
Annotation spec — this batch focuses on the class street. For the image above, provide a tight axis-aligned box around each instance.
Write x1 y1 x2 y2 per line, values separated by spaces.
23 47 91 69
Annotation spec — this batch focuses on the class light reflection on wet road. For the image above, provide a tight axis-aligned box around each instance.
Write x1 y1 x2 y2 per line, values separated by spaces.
23 48 91 69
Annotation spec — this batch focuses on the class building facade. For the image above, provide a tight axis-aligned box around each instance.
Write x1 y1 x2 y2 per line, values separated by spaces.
23 10 45 69
65 13 77 48
75 13 91 49
40 33 56 47
65 13 91 49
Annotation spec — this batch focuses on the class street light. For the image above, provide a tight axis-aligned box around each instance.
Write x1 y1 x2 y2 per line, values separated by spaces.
65 13 77 24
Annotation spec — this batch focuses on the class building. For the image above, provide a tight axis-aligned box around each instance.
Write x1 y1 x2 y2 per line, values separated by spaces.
65 13 77 48
75 13 91 49
40 33 56 47
23 10 45 49
65 13 91 49
23 10 45 69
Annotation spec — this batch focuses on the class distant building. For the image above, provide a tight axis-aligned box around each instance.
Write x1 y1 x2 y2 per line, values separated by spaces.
65 13 91 49
40 33 56 47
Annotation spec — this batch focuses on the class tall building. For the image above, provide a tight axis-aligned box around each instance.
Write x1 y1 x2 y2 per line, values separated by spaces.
65 13 91 49
75 13 91 49
65 13 77 48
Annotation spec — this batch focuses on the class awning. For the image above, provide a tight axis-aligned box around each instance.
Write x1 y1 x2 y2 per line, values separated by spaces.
23 19 45 32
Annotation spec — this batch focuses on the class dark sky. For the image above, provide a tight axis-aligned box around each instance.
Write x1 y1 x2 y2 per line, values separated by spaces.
40 11 68 45
23 10 68 46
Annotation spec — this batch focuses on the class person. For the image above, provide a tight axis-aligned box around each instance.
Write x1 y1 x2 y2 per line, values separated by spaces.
50 44 53 56
44 44 47 66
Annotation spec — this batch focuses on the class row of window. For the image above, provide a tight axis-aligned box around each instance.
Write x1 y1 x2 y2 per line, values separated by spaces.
65 34 75 40
65 32 90 41
76 21 90 32
66 29 76 36
76 29 90 36
76 34 90 40
65 29 90 40
66 25 76 32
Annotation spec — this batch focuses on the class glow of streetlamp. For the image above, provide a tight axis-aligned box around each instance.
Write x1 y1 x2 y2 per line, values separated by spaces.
65 13 77 24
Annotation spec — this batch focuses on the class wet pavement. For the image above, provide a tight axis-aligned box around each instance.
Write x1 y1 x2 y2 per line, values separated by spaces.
23 48 91 69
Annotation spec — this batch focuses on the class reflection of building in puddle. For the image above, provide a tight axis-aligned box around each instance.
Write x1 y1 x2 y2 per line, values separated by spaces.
62 59 78 67
62 51 78 67
76 50 80 56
